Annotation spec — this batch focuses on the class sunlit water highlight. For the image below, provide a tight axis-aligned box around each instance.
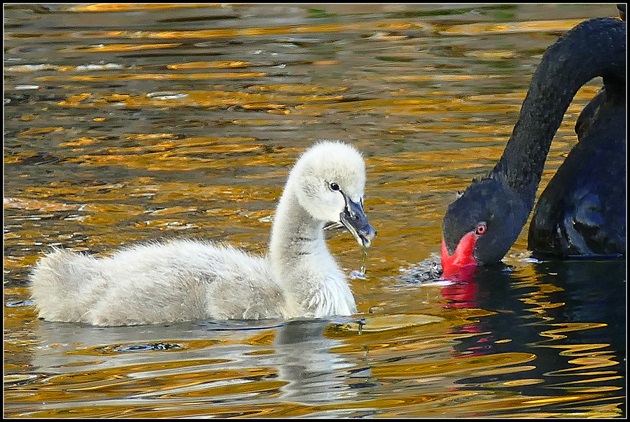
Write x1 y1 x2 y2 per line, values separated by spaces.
4 3 626 418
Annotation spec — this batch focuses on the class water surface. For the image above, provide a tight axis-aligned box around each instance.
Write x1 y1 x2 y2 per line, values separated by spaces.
4 3 626 418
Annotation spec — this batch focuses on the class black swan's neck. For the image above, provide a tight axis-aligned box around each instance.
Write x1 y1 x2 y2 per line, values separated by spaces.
491 17 626 208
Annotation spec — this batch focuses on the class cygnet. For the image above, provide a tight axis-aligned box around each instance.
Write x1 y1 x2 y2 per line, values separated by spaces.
29 141 377 326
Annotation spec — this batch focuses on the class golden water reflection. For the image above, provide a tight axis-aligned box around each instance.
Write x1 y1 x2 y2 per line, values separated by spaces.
4 3 625 419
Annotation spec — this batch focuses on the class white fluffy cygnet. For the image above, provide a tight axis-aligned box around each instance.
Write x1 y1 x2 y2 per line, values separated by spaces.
29 141 377 326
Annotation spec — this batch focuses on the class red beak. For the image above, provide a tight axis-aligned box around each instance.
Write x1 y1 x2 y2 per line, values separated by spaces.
441 231 479 281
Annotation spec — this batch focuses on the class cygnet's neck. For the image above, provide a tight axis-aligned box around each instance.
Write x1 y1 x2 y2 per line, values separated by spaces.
268 183 352 316
269 183 332 277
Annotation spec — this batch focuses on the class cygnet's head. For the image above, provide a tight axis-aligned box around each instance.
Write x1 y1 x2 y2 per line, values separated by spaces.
290 141 377 247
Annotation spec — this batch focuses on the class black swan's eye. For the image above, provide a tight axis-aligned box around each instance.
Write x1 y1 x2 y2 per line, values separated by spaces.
476 222 487 235
329 182 340 191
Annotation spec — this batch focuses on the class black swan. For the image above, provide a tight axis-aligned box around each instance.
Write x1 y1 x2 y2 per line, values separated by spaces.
441 16 626 277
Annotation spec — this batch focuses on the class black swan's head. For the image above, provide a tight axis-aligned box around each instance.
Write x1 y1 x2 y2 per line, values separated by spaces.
441 176 531 279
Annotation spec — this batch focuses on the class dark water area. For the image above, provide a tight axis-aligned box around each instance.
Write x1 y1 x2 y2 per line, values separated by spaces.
3 3 626 418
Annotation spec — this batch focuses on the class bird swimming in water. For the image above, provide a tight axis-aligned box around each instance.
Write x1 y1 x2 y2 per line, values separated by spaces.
441 15 626 279
30 141 376 326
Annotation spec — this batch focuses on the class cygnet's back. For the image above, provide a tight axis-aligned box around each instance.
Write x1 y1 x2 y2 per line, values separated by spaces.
30 141 376 326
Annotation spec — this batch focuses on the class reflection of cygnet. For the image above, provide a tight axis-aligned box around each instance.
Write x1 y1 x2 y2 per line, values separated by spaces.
274 320 362 405
29 141 376 326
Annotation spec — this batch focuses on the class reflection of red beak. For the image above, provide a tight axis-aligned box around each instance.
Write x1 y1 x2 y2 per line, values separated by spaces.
441 279 479 308
441 231 479 281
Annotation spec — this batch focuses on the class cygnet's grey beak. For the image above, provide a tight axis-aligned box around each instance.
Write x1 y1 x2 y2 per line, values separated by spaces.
339 196 377 248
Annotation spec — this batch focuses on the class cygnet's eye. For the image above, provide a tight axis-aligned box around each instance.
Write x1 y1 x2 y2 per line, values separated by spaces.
475 221 487 235
329 182 340 192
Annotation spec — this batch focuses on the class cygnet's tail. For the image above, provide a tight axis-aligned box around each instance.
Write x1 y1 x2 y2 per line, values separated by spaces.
30 248 101 322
